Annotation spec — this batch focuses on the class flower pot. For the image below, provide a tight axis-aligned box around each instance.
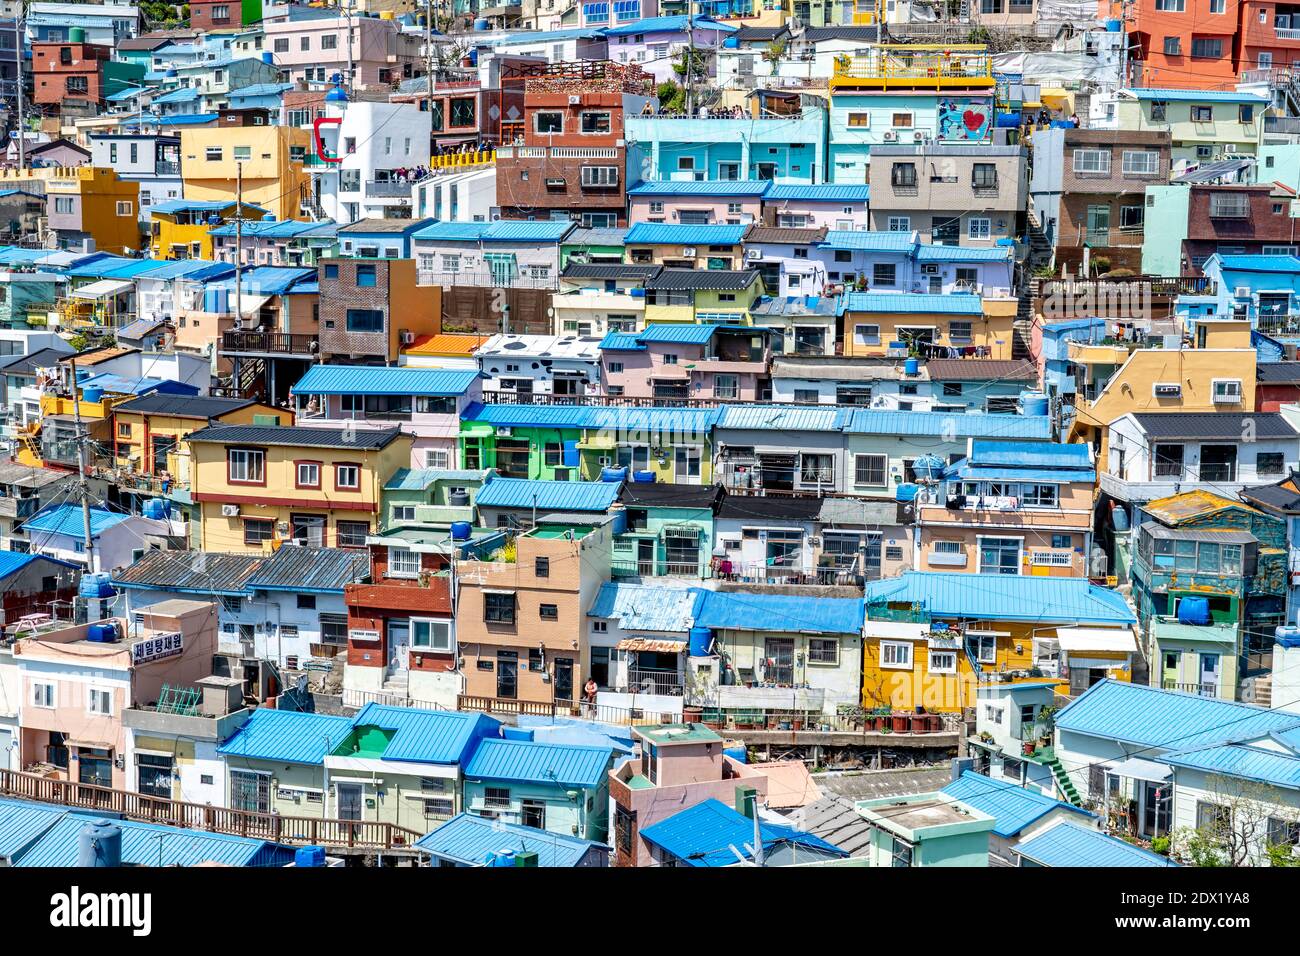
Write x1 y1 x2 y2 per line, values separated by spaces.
1022 742 1036 756
891 713 910 734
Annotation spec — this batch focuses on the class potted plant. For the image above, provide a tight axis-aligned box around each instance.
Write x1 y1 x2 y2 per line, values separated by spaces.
978 731 995 744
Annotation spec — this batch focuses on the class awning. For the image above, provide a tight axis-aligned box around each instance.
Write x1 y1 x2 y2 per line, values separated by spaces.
67 738 115 751
864 621 927 641
616 638 687 653
72 279 133 299
1055 628 1137 653
1109 757 1172 783
235 293 272 316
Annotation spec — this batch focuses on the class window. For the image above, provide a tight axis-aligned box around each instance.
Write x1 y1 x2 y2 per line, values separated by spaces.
324 264 339 280
228 448 265 484
847 112 869 127
1209 193 1249 218
1122 151 1160 175
244 519 273 546
535 112 564 134
346 309 384 332
949 321 973 343
978 537 1021 574
484 786 512 808
581 111 611 133
973 634 998 663
968 217 991 240
539 604 558 621
972 163 997 189
889 836 913 868
1191 38 1224 59
1073 149 1111 174
1021 483 1059 507
335 464 360 490
873 263 896 286
891 112 913 128
1191 105 1214 123
1213 379 1242 403
356 264 377 287
891 162 917 187
389 547 420 578
137 753 174 798
220 594 242 614
1196 800 1231 835
675 446 702 477
854 324 881 346
485 592 516 625
581 166 619 187
855 454 887 485
1120 205 1145 230
116 201 133 217
808 638 839 664
1163 36 1181 56
337 521 369 548
322 34 338 50
392 505 416 524
32 682 55 708
53 196 74 215
1240 102 1256 122
412 619 453 652
205 146 223 162
296 594 316 611
274 37 290 52
230 770 270 813
1258 452 1285 476
887 216 910 232
929 650 957 674
87 688 112 716
296 461 320 488
881 640 913 669
1209 0 1223 9
233 145 251 161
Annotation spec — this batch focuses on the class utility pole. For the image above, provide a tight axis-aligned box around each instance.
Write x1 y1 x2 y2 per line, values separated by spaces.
15 6 25 169
234 161 243 325
346 0 355 95
425 0 435 91
685 7 695 115
68 358 95 572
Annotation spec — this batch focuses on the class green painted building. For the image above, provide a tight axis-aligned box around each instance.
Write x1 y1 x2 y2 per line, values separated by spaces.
381 467 492 533
560 227 628 269
855 792 995 867
0 272 62 329
612 482 721 580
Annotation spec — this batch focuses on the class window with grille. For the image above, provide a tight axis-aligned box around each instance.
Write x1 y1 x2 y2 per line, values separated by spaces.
855 454 886 485
1209 193 1249 218
808 638 838 664
484 787 511 808
1072 149 1111 174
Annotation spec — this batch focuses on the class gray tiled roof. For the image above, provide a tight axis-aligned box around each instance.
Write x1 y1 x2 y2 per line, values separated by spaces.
185 424 404 450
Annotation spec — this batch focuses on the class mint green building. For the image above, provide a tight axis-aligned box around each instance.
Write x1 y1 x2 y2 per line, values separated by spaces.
612 482 720 580
855 792 995 867
381 467 492 533
1140 185 1190 277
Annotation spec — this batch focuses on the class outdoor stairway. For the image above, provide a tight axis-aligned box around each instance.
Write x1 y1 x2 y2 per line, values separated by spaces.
1012 289 1034 361
1043 753 1082 806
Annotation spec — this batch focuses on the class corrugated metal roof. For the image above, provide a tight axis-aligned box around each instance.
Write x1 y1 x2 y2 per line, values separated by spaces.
765 183 870 202
587 582 702 632
204 266 317 296
1256 361 1300 383
1129 87 1270 102
628 180 770 197
634 323 735 344
1131 412 1297 439
0 798 69 863
484 220 575 242
561 263 659 280
1163 744 1300 791
925 359 1037 382
115 393 254 419
604 14 738 34
350 703 500 765
403 332 491 356
941 771 1094 837
643 268 759 291
414 812 602 866
134 258 234 281
847 409 1052 439
1054 680 1300 750
718 403 848 431
969 440 1092 469
1015 820 1176 867
624 223 747 245
638 798 847 866
695 590 863 635
1217 254 1300 273
185 424 403 450
463 402 722 432
0 551 77 580
839 292 984 315
209 220 321 239
864 572 1135 624
245 545 369 594
465 738 611 788
474 478 621 512
915 244 1013 262
599 331 644 351
744 225 827 245
820 230 916 252
217 708 354 765
385 468 485 491
23 504 131 538
291 365 480 397
112 550 263 595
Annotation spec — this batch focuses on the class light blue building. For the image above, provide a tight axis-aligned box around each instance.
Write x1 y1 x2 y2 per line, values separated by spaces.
1197 254 1300 335
1036 316 1107 413
414 812 610 867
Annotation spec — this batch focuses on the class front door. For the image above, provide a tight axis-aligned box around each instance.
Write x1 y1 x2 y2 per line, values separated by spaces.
1142 781 1171 837
497 654 518 699
764 637 795 685
1085 204 1110 246
554 658 574 701
1199 653 1221 696
1163 651 1179 690
336 783 363 821
387 619 410 680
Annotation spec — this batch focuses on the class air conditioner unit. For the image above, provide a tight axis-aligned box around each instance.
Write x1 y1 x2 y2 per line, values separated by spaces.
221 504 240 517
568 95 581 105
746 248 762 260
921 263 939 274
1235 286 1252 298
497 426 513 437
883 130 898 142
400 331 415 344
682 246 697 257
913 131 925 141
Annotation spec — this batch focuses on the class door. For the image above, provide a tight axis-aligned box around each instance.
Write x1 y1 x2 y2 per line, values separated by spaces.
637 538 656 575
927 275 942 294
521 799 546 830
77 748 113 788
1199 445 1237 482
763 637 795 685
1162 651 1179 690
1142 781 1171 837
497 655 518 699
1085 204 1110 246
1199 653 1221 696
554 658 574 701
387 619 410 679
291 514 325 547
336 783 363 821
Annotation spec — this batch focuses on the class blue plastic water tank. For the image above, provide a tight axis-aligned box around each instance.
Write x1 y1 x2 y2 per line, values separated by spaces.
722 36 739 48
1275 625 1300 648
143 498 168 520
632 470 656 483
295 845 326 867
492 850 516 866
601 466 628 482
79 572 116 599
1022 395 1049 417
450 521 472 541
81 386 104 404
87 622 119 644
1177 596 1211 626
903 357 919 376
1105 17 1122 30
629 288 645 298
688 626 713 657
895 483 919 502
262 51 274 64
78 820 121 867
913 454 944 481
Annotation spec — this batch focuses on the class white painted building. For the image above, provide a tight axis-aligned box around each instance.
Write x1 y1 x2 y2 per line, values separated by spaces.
475 333 603 400
413 166 496 223
25 506 175 574
315 99 432 225
87 133 183 224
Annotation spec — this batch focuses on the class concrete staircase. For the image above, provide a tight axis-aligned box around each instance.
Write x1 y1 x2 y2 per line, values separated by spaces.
1044 753 1082 806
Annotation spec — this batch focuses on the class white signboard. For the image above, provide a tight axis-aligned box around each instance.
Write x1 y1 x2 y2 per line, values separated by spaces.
132 630 183 666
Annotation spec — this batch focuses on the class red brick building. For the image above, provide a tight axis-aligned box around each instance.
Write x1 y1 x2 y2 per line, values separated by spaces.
190 0 247 31
494 60 653 228
1182 183 1299 274
31 41 112 109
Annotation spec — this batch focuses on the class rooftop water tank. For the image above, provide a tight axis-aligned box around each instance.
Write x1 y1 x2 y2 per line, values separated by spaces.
895 482 920 503
1022 394 1049 417
450 521 472 541
688 626 713 657
473 18 491 29
143 498 169 520
294 846 326 867
87 622 120 644
262 51 274 65
913 454 945 481
903 357 919 376
325 84 349 103
632 470 656 483
77 820 121 868
69 27 86 43
448 490 471 507
723 746 747 763
1276 625 1300 648
79 572 116 599
601 466 628 482
81 386 104 404
1177 596 1211 626
1105 18 1122 30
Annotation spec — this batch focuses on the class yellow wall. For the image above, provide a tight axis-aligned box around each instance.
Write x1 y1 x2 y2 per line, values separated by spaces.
43 166 142 255
191 433 412 552
861 624 1034 714
179 127 311 223
151 201 272 260
114 404 290 483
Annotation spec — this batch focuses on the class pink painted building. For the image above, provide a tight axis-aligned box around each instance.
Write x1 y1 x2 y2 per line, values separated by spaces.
627 182 768 227
608 722 770 867
13 600 219 791
260 16 423 90
600 323 770 402
762 184 873 230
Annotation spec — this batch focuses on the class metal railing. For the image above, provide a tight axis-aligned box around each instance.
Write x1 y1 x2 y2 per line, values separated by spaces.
221 330 318 354
626 667 684 697
457 694 677 726
366 180 414 198
415 270 557 290
0 768 422 850
340 687 447 711
478 390 718 407
1162 680 1220 697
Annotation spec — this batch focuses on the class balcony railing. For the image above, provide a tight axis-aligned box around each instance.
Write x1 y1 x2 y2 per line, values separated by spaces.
479 390 722 407
415 270 557 290
1162 680 1220 697
221 330 318 355
626 667 684 697
365 180 413 198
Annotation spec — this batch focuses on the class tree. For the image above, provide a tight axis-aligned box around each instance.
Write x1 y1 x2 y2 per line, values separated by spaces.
655 80 686 114
762 39 787 76
1170 774 1300 867
672 48 708 85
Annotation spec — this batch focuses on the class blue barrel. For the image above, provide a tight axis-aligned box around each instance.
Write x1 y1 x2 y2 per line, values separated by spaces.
632 470 656 483
1105 17 1122 30
81 386 104 404
1275 625 1300 648
688 626 713 657
1177 596 1211 626
450 521 472 541
473 17 490 29
78 820 122 867
903 357 919 376
562 440 580 467
895 483 919 502
79 572 115 598
143 498 168 520
723 746 747 763
913 454 944 481
295 845 326 867
601 466 628 482
1022 395 1049 417
87 622 119 643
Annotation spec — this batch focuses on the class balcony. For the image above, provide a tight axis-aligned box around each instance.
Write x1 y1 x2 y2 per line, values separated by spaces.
365 180 413 199
830 44 994 92
220 330 318 356
715 684 826 713
1100 471 1245 503
155 160 180 176
415 270 557 290
480 390 723 407
625 666 683 697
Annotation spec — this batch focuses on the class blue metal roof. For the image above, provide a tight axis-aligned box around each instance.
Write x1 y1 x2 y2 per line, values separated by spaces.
718 403 848 432
865 572 1136 624
414 812 603 866
604 14 738 34
0 551 77 579
78 373 199 397
1054 680 1300 751
209 220 322 239
1216 254 1300 273
0 798 69 863
765 183 870 202
94 258 183 279
1129 87 1270 103
695 590 863 635
839 292 984 315
411 220 575 243
634 323 746 345
639 798 847 866
1016 820 1176 867
1162 744 1300 791
599 331 645 351
969 440 1092 469
474 477 622 513
228 82 295 99
465 738 611 788
63 255 137 278
463 402 722 433
915 244 1013 262
628 180 770 197
411 221 491 242
23 504 131 538
941 771 1094 837
820 230 916 252
624 222 747 245
291 365 480 397
846 409 1053 440
216 708 354 766
133 259 234 281
153 87 201 104
149 114 220 126
945 463 1095 483
205 266 317 296
150 199 264 216
349 703 501 765
587 582 702 632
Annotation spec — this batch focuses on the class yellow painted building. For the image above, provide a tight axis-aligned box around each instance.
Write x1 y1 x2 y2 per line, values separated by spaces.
188 423 411 553
149 199 269 260
179 126 312 224
840 294 1013 359
1067 320 1257 471
0 166 141 255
